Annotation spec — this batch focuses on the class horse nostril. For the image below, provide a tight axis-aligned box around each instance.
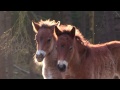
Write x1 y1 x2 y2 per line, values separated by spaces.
35 54 45 62
36 55 39 58
36 54 44 58
57 64 66 72
40 54 44 58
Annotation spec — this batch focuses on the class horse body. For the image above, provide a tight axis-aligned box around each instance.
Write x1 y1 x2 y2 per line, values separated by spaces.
55 25 116 79
87 44 115 79
60 41 115 79
105 41 120 77
32 20 62 79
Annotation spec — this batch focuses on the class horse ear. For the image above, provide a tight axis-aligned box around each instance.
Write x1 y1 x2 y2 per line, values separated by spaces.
70 26 75 38
32 21 40 33
54 26 62 36
56 21 60 26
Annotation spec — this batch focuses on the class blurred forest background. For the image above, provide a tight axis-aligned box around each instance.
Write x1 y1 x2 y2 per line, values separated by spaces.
0 11 120 79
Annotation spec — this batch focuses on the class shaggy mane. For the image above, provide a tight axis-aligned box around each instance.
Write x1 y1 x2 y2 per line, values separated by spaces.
38 19 58 28
58 24 90 45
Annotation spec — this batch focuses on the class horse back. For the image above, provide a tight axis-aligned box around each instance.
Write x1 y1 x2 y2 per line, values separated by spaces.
83 44 115 78
106 41 120 75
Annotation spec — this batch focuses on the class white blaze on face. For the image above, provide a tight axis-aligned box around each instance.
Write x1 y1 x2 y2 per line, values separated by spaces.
57 60 68 67
36 50 46 56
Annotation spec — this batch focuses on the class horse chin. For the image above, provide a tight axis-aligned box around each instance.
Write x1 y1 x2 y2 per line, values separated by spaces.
37 58 43 62
59 68 66 72
36 58 44 62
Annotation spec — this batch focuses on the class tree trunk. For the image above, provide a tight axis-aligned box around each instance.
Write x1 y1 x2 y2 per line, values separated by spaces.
89 11 95 44
80 11 87 36
104 11 115 42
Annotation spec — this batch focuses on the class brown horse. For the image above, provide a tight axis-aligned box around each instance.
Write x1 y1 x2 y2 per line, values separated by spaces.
32 19 62 79
55 25 116 79
105 41 120 78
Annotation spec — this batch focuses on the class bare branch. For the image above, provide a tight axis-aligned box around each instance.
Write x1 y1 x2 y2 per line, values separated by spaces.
114 11 120 17
13 65 30 74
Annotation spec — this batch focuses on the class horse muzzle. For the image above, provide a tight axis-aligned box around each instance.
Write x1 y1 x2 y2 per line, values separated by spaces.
57 64 66 72
35 54 45 62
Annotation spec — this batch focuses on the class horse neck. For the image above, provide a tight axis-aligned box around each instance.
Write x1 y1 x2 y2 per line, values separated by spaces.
69 39 81 69
43 37 57 66
68 39 87 71
47 34 56 56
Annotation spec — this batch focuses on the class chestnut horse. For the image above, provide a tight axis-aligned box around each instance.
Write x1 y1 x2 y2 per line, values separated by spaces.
32 19 62 79
55 25 116 79
105 41 120 78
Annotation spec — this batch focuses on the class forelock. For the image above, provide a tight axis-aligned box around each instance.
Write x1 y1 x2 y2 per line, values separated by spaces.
38 19 58 28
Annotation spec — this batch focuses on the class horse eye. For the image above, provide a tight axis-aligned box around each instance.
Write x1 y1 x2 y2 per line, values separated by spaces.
47 38 51 42
69 46 73 50
61 45 64 48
